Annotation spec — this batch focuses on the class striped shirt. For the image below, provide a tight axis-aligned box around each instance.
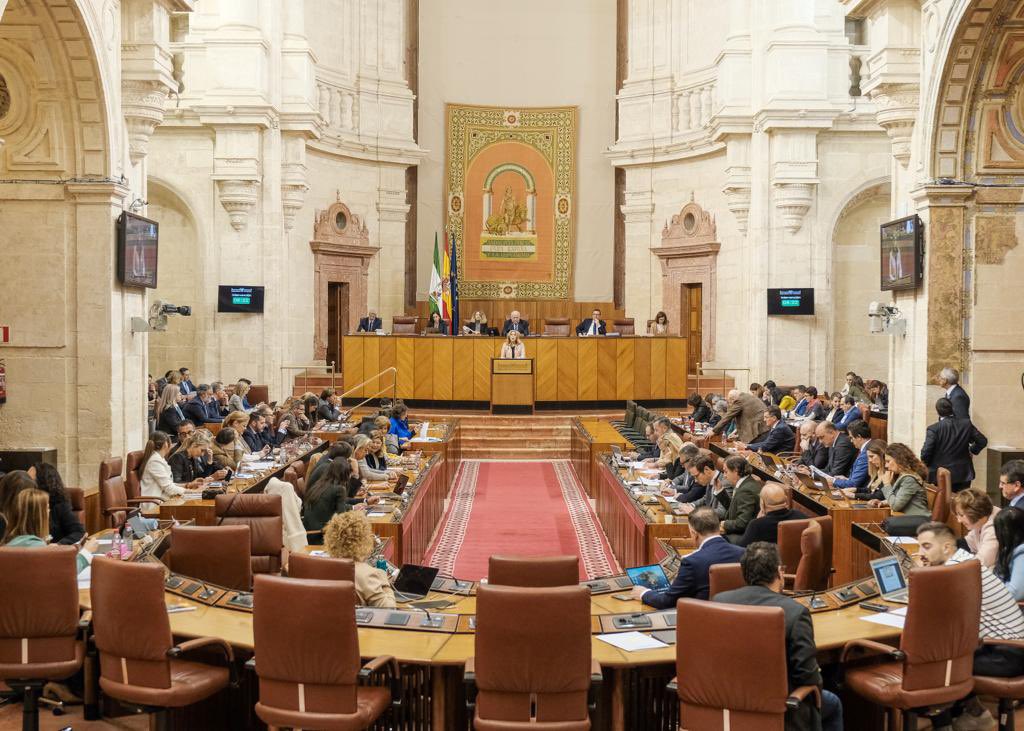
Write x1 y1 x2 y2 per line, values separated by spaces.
947 549 1024 640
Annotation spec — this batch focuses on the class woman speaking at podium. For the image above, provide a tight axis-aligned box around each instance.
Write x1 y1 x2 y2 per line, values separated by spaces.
500 330 525 359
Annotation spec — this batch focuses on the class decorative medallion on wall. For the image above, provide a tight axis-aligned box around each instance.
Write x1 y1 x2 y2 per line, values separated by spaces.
445 103 578 300
0 74 10 120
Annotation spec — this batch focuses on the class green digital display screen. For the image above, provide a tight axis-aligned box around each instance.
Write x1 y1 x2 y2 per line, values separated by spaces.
218 285 264 313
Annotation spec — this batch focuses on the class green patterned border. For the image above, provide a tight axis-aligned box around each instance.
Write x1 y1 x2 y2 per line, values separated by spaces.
445 104 577 300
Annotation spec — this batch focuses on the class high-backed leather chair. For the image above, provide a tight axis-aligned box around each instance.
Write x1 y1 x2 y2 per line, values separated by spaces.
488 555 579 587
542 318 570 336
0 547 85 728
124 449 145 501
287 553 356 582
66 486 86 527
842 560 981 728
778 516 832 588
612 318 635 335
99 456 156 529
932 467 952 524
792 521 828 592
292 460 307 479
214 493 283 575
282 465 300 491
248 384 269 405
167 524 253 591
673 599 819 729
392 316 418 334
91 558 233 722
708 562 745 598
252 575 397 729
467 584 599 730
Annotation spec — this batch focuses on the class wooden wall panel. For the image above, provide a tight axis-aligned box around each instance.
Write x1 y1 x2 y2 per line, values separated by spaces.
378 337 397 397
343 336 364 397
577 339 598 400
649 338 667 399
414 340 434 399
534 339 558 401
556 340 578 401
395 339 415 398
615 339 634 400
432 339 454 401
362 339 380 397
666 337 687 397
633 338 652 400
473 339 494 401
597 340 618 400
452 340 475 400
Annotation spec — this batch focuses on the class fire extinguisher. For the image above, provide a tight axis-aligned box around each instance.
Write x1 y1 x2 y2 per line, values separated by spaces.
0 359 6 405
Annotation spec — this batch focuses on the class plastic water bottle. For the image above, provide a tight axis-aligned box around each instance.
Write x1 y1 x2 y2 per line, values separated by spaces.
109 531 121 559
121 525 133 559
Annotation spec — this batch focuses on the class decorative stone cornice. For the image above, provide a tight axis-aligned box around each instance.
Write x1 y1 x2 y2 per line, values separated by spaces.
869 84 919 167
214 179 259 231
122 79 171 164
773 182 816 234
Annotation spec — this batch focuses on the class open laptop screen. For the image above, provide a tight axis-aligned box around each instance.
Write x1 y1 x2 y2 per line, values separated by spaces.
393 563 440 596
625 564 671 591
870 556 907 596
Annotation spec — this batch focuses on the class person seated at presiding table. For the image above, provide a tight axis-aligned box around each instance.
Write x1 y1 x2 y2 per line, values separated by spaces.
737 482 806 547
210 427 243 472
631 507 744 606
156 384 188 438
656 432 686 481
815 421 856 479
710 389 768 443
139 431 188 502
353 434 398 483
714 543 843 731
839 439 887 501
678 455 732 519
1 488 90 573
184 383 225 426
389 402 416 447
301 456 378 544
865 443 930 516
797 421 828 470
821 419 872 490
317 388 344 422
500 330 526 359
920 397 988 493
735 406 794 455
463 310 489 335
953 488 1001 569
686 393 713 424
575 308 607 337
993 507 1024 601
501 310 529 336
425 311 449 334
168 430 228 485
649 310 669 335
835 395 862 431
28 462 85 546
323 512 396 608
720 456 763 544
918 521 1024 731
356 310 382 332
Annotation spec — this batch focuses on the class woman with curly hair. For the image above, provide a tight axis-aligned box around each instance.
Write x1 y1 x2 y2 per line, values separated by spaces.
323 511 395 607
872 443 930 516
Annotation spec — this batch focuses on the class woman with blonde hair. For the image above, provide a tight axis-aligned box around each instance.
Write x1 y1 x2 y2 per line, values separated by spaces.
842 439 888 501
222 411 251 452
167 429 225 485
156 384 186 436
353 433 397 482
3 489 90 572
463 310 489 335
323 511 395 607
500 329 525 359
657 432 686 480
228 381 252 414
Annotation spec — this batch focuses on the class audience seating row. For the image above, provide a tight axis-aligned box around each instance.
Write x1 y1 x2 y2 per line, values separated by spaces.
611 400 658 449
391 316 637 336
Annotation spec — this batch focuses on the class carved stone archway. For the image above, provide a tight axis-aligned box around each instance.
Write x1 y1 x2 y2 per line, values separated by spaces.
310 193 378 361
652 198 720 362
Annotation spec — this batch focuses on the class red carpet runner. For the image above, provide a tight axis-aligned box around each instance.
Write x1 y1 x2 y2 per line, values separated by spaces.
424 460 620 581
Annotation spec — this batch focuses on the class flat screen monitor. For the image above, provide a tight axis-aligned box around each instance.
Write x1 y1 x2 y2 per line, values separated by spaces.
116 212 158 288
217 285 265 314
880 214 923 292
767 288 814 316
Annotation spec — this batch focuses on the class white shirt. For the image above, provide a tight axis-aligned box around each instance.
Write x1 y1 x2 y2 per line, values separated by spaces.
947 549 1024 640
140 451 184 501
946 385 956 398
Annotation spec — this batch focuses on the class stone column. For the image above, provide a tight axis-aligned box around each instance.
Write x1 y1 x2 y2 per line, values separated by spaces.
621 166 659 329
375 164 411 323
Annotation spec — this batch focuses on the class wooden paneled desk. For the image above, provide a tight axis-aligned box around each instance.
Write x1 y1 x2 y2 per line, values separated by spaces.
363 453 447 566
570 418 633 496
490 357 534 412
341 334 689 404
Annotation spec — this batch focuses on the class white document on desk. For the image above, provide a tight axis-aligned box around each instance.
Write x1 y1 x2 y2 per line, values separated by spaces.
884 536 918 545
859 612 906 629
596 631 667 652
640 478 662 487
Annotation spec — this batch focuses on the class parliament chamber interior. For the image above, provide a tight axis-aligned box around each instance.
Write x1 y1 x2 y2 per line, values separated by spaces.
4 1 1024 730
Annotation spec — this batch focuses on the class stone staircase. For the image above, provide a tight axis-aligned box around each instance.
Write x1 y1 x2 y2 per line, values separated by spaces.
412 412 585 460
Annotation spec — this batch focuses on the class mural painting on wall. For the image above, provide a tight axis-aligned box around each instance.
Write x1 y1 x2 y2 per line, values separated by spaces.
445 104 577 299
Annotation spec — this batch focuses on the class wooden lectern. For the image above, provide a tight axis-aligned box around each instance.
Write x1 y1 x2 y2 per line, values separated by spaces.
490 358 535 414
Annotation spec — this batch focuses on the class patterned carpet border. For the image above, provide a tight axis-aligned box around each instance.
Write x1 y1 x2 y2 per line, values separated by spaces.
423 460 478 578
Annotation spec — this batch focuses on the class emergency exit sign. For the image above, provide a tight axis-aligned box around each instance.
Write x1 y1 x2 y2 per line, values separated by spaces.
0 326 8 344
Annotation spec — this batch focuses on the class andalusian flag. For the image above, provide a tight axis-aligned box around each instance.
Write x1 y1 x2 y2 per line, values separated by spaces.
428 233 442 318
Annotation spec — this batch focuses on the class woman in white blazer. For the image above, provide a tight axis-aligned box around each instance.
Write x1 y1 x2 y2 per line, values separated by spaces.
139 430 185 502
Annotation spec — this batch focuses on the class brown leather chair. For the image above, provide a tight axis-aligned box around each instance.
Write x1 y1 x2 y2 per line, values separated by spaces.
842 560 981 728
466 584 600 730
778 515 832 589
612 318 635 335
124 449 145 501
792 521 828 592
392 316 418 334
542 318 570 336
282 465 300 491
99 456 157 529
292 460 307 479
487 555 579 587
0 546 85 728
708 562 745 598
248 384 269 405
287 553 355 582
252 575 398 729
672 598 819 729
66 486 86 527
214 493 283 575
90 558 234 722
167 524 253 591
973 638 1024 731
932 467 952 524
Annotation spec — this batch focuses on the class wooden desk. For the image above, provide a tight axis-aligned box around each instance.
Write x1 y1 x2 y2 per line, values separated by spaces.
490 358 534 412
341 334 689 404
570 418 633 497
365 454 447 566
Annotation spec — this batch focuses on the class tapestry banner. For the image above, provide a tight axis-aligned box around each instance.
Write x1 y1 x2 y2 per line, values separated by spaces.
445 104 577 300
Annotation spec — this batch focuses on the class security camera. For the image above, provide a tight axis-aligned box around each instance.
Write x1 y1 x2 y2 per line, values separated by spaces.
131 300 192 334
867 301 905 336
160 303 192 317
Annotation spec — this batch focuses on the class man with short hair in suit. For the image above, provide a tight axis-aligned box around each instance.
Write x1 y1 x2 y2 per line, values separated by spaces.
714 543 843 731
501 310 529 336
816 421 856 478
938 366 971 419
184 384 223 425
797 421 828 470
710 389 768 444
826 419 871 490
663 443 705 502
737 482 806 546
631 506 744 605
679 455 732 519
737 406 794 455
243 413 267 452
720 456 764 543
920 397 988 492
356 311 383 333
1000 461 1024 509
178 367 197 399
575 308 607 336
317 388 344 422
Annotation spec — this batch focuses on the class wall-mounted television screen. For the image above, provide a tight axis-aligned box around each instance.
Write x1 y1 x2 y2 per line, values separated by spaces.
218 286 265 313
116 211 158 288
767 288 815 316
880 214 923 292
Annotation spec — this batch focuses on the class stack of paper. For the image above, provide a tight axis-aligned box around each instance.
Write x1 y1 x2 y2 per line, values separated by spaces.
596 631 668 652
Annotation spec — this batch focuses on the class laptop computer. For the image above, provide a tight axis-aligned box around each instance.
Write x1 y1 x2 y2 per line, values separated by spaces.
869 556 909 604
795 471 827 491
625 564 671 592
392 563 440 603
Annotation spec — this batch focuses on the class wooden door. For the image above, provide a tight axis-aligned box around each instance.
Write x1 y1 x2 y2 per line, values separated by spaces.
680 283 702 374
327 282 350 369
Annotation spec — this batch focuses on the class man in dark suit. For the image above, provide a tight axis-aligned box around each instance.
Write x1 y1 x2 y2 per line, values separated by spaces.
501 310 529 336
714 542 842 731
920 397 988 491
720 456 764 543
938 366 971 419
356 311 383 332
243 413 266 452
317 389 344 421
797 421 828 470
631 506 744 605
738 406 794 454
817 421 856 478
737 483 806 546
177 367 197 398
183 384 223 425
679 455 732 519
575 308 607 336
